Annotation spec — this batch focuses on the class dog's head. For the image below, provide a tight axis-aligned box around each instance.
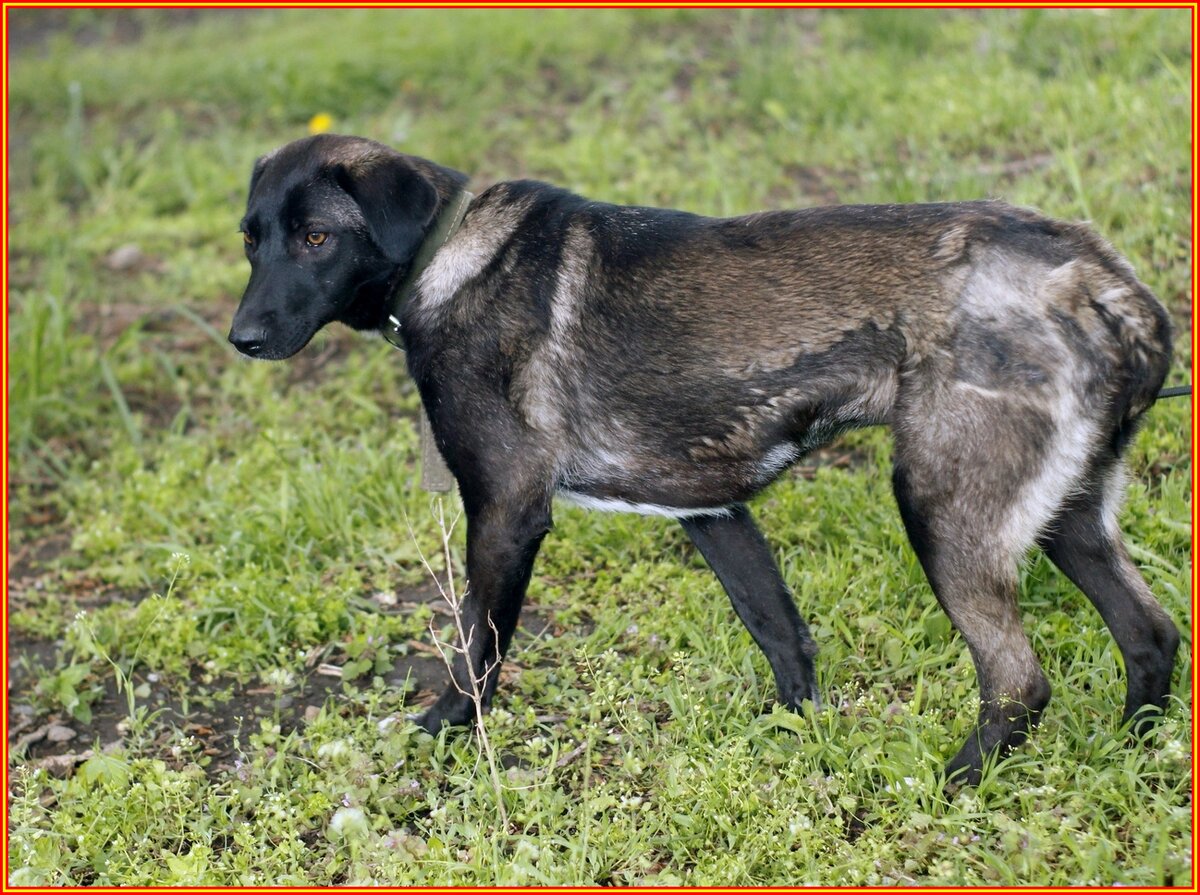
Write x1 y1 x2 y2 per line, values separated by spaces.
229 133 462 359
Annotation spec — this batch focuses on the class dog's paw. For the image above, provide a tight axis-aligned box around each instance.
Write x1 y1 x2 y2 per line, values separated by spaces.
778 678 821 715
403 710 434 730
942 746 986 788
413 690 477 734
411 708 453 735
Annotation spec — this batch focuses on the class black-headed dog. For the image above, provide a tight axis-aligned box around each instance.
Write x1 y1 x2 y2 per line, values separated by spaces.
230 134 1177 783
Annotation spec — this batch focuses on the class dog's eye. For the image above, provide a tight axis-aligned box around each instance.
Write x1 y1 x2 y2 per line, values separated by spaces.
242 232 254 247
305 232 329 247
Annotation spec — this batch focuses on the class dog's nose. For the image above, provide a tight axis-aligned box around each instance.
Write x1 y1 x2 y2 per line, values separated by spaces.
228 326 267 357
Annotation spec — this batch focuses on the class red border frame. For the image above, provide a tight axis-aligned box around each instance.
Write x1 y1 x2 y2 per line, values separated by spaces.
1 3 1195 892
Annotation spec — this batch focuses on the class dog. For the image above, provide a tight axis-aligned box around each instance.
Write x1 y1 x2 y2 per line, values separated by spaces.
229 134 1177 783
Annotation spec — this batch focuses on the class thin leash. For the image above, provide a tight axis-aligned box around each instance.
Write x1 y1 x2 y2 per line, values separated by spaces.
1157 385 1191 400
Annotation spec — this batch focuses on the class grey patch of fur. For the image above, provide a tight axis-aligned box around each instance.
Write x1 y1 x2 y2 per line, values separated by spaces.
413 188 537 324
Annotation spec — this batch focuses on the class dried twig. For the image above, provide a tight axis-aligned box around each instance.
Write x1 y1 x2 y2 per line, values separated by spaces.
407 499 509 828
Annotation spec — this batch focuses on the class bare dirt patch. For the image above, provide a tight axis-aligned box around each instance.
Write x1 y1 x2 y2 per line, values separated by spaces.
7 566 574 784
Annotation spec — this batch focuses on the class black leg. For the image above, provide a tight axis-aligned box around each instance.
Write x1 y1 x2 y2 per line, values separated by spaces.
680 503 819 710
418 499 551 733
1040 468 1179 735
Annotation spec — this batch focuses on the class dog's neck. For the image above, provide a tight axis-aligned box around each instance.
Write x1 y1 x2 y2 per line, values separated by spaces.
379 188 474 350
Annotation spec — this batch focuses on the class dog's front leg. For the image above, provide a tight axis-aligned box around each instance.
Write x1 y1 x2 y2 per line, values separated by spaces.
681 504 820 711
418 498 552 733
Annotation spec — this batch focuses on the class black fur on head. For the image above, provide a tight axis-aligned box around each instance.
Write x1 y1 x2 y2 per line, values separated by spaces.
228 134 467 360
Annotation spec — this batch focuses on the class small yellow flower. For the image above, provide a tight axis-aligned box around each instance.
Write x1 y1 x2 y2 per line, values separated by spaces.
308 113 334 135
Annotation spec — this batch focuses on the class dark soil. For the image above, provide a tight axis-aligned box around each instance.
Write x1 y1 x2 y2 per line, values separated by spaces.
8 532 570 783
7 580 448 780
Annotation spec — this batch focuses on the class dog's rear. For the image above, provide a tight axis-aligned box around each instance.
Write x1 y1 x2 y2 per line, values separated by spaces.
882 207 1175 779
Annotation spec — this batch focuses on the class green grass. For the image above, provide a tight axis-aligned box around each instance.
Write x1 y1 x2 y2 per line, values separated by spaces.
6 8 1192 886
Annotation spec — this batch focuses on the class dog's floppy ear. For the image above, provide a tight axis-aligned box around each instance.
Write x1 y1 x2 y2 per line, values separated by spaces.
332 153 439 263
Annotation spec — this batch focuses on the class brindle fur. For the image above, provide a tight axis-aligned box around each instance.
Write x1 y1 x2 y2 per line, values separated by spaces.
230 134 1177 784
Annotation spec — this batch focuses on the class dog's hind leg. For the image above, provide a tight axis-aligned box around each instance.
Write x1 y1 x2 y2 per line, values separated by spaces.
892 459 1053 785
681 504 820 710
1039 462 1179 735
889 375 1086 783
418 495 552 734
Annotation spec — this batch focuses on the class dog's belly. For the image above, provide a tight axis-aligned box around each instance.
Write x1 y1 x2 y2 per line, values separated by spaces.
549 363 899 518
555 489 734 519
555 441 760 515
554 423 834 518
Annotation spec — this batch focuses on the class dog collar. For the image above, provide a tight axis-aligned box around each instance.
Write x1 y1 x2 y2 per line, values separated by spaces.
381 188 474 350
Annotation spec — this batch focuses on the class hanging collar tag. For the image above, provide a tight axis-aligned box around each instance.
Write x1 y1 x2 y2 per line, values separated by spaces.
418 407 455 493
